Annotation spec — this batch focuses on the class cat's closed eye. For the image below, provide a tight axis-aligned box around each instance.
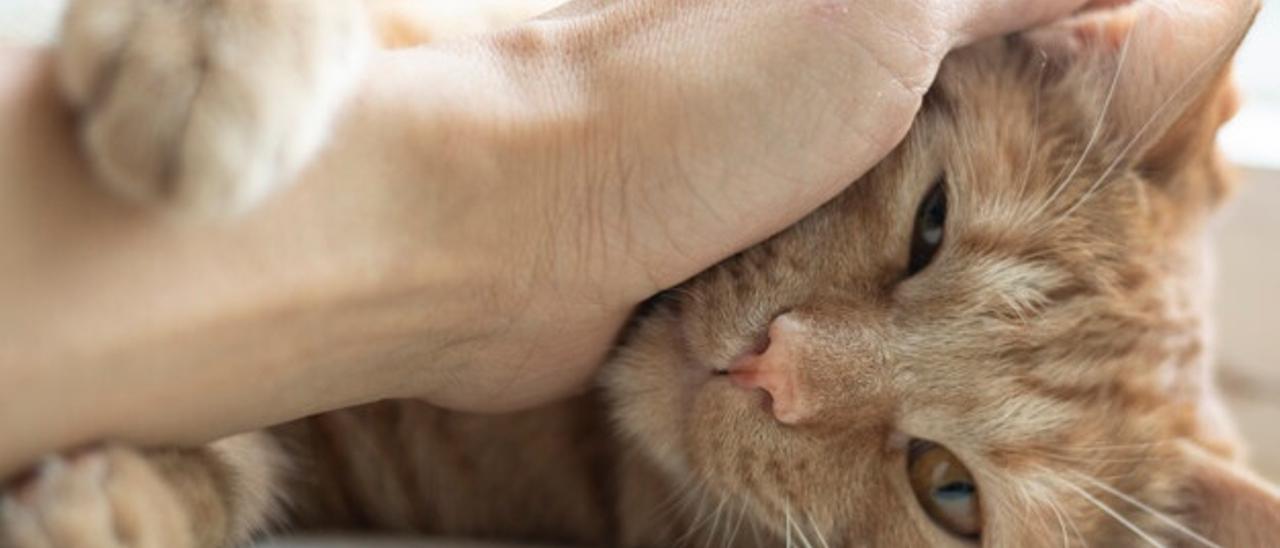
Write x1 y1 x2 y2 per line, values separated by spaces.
908 439 982 539
907 178 949 277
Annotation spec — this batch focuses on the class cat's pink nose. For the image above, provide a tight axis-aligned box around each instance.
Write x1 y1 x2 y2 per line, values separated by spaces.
727 314 815 424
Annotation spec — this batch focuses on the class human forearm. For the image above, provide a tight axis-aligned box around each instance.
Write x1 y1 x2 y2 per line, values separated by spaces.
0 45 554 477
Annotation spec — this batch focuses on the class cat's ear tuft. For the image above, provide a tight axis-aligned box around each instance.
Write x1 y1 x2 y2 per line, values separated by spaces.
1178 443 1280 546
1025 1 1257 182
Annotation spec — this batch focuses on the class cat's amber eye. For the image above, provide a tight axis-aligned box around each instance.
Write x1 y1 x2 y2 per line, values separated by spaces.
907 178 948 277
908 440 982 539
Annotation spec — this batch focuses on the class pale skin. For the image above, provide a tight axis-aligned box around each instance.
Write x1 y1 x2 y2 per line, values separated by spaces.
0 0 1099 477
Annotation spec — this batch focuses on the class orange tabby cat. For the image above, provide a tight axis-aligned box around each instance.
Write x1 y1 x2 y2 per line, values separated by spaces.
3 1 1278 547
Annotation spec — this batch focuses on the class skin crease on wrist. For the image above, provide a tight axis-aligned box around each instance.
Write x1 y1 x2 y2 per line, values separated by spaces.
0 0 1099 478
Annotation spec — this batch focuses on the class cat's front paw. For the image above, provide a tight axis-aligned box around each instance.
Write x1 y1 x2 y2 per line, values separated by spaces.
0 446 192 548
56 0 372 217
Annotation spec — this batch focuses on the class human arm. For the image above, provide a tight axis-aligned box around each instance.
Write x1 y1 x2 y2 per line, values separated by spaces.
0 0 1095 477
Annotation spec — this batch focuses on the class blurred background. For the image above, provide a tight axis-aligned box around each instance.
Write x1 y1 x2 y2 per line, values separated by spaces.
1 0 1276 483
1215 0 1280 482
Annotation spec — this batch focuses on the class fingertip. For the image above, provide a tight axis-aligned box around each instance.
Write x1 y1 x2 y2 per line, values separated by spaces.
950 0 1092 46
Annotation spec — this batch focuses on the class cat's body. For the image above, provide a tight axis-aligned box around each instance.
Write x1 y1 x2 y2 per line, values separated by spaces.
249 398 623 544
261 397 706 546
3 1 1279 547
0 397 712 547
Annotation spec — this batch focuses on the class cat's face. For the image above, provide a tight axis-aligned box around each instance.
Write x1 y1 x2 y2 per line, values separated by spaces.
604 6 1276 547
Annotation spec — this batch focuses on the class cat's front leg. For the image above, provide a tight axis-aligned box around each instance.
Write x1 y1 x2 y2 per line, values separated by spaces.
0 434 284 548
56 0 372 217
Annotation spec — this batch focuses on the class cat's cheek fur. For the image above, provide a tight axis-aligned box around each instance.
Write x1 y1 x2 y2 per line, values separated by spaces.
57 0 373 216
603 312 702 478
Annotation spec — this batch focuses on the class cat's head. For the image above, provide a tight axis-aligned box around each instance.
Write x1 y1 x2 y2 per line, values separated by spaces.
604 2 1279 545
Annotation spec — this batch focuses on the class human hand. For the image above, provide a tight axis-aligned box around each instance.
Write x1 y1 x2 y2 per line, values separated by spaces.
411 0 1114 410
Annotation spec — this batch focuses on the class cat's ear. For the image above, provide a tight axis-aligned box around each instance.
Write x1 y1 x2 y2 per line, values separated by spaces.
1178 443 1280 545
1026 1 1257 180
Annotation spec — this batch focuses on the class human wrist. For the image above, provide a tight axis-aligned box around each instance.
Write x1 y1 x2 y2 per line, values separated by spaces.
345 37 626 407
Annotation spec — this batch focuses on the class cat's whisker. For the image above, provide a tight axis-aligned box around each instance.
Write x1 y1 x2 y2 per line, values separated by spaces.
1016 51 1049 204
1018 477 1065 546
985 470 1062 546
1024 466 1091 547
1053 32 1238 225
705 495 729 548
791 512 817 548
1020 446 1172 471
748 503 765 547
651 476 701 526
1017 447 1167 467
1072 472 1221 548
779 503 817 548
1047 442 1164 451
1029 450 1162 464
784 506 794 548
1029 450 1162 463
650 488 684 523
674 486 715 547
1058 497 1089 548
1058 477 1166 547
1044 441 1169 452
1028 19 1136 224
721 498 747 548
954 132 974 217
1043 494 1072 548
693 494 726 547
805 512 832 548
1041 483 1087 548
1034 143 1082 224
